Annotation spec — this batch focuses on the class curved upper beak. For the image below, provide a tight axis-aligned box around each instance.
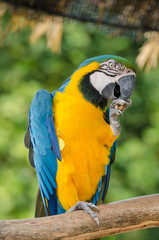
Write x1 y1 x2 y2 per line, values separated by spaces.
101 75 135 100
118 75 135 100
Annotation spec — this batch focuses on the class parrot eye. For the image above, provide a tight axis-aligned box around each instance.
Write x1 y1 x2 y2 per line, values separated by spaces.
108 62 114 69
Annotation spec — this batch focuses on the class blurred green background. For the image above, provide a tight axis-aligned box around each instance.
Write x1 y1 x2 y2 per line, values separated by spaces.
0 13 159 240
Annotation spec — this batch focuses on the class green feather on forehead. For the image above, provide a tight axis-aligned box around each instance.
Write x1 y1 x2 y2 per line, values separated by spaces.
79 55 136 73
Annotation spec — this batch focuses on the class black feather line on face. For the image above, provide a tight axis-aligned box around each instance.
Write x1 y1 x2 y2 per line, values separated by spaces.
78 72 108 111
97 70 117 77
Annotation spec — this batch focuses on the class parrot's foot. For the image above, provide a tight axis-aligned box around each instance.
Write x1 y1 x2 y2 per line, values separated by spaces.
110 99 132 136
66 201 100 226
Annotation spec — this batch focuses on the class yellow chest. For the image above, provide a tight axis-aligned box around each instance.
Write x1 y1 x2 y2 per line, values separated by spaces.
53 90 117 210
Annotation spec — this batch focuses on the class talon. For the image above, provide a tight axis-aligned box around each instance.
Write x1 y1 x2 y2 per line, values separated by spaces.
66 201 100 226
110 108 123 117
94 216 100 226
109 98 132 136
125 99 132 104
111 98 132 113
119 110 123 117
88 202 100 212
111 99 126 109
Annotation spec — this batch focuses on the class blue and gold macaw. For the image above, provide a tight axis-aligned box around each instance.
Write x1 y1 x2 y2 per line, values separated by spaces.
25 55 136 224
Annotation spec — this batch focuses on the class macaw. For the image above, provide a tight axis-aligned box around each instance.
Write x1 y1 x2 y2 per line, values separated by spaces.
25 55 136 225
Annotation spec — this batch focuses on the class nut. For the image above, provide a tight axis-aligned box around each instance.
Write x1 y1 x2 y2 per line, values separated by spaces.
115 105 124 111
118 105 124 111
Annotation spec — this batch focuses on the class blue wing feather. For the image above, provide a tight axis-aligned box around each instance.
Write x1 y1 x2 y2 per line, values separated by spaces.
91 140 116 205
46 115 61 161
27 89 61 215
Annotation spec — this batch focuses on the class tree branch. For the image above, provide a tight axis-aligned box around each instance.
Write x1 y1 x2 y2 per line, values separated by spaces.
0 194 159 240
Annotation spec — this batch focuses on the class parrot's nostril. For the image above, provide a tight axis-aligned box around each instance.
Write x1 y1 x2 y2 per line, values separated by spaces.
114 83 121 98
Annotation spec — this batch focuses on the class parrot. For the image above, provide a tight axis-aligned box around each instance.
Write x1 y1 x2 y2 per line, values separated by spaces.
24 55 136 225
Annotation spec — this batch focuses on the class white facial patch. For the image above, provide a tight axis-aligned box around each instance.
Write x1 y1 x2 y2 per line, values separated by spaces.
90 71 114 94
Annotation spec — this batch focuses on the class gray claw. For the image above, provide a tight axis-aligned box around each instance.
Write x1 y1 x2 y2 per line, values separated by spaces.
110 99 126 109
109 98 132 136
89 202 100 212
119 110 124 117
117 109 123 116
110 98 132 113
110 108 123 117
67 201 100 226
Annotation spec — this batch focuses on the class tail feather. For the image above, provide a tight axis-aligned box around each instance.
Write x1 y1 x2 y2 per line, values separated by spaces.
35 187 50 217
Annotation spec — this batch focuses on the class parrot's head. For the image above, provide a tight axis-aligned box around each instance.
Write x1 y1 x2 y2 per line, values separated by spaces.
70 55 136 110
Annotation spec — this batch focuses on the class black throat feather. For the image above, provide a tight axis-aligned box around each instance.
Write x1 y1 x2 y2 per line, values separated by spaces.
78 72 108 111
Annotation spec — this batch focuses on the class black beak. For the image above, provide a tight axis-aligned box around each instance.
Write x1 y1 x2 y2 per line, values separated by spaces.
101 75 135 100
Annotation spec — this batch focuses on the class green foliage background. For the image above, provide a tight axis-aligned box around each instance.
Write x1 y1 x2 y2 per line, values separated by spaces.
0 14 159 239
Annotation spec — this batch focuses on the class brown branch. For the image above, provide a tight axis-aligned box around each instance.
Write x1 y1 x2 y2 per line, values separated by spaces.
0 194 159 240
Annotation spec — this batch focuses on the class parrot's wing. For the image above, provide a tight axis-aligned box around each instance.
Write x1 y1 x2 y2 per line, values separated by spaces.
101 140 116 203
24 89 61 216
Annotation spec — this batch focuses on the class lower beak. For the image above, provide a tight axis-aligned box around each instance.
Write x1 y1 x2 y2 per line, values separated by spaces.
101 75 135 100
